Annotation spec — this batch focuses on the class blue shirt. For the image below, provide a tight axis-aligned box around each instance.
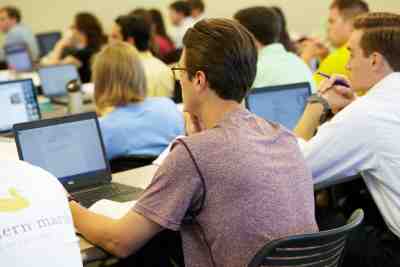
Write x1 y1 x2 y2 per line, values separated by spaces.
100 97 184 160
1 24 39 61
253 43 316 92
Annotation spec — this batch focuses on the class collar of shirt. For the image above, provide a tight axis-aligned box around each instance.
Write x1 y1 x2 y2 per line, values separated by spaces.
7 23 22 34
364 72 400 98
259 43 287 58
181 17 195 27
138 51 154 59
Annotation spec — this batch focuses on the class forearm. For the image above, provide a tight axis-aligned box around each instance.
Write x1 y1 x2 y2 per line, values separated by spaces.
42 41 66 64
294 103 324 141
70 201 127 257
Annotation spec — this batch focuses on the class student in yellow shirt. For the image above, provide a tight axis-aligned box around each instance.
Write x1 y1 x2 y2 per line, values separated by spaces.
302 0 369 87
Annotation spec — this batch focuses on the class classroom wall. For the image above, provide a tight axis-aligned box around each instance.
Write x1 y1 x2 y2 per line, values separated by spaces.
1 0 400 38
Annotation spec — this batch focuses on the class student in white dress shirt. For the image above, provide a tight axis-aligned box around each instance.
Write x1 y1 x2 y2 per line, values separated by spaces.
0 160 82 267
169 1 194 49
294 12 400 267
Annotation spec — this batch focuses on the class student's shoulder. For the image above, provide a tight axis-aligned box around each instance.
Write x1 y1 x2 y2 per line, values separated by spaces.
146 97 178 109
0 160 62 187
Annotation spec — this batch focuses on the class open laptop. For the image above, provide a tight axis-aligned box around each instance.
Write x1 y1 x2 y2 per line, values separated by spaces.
13 112 143 207
0 79 41 135
38 64 92 104
246 82 311 130
4 43 34 72
36 31 62 58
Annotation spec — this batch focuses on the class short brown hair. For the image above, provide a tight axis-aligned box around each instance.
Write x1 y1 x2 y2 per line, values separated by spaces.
354 12 400 71
187 0 205 12
183 19 257 102
93 42 147 113
330 0 369 20
0 6 21 23
234 7 281 46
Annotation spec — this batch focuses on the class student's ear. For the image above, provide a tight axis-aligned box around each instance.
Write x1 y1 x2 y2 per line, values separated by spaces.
194 70 208 91
371 52 385 71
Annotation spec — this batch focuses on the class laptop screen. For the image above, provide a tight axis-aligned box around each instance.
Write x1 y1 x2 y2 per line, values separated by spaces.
246 82 311 130
38 65 80 97
5 43 33 72
16 117 108 183
37 32 61 57
0 79 40 132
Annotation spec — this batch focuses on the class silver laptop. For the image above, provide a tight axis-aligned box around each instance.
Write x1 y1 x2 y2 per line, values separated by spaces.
13 112 142 207
0 79 40 134
38 64 91 104
4 43 34 72
246 82 311 130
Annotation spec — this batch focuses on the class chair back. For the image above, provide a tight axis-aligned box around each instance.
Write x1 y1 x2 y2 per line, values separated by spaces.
248 209 364 267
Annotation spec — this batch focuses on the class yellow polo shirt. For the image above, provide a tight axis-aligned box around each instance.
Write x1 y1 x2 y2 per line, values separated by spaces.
313 45 350 86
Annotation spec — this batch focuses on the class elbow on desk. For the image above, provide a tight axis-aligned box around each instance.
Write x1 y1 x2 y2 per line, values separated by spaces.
104 236 134 259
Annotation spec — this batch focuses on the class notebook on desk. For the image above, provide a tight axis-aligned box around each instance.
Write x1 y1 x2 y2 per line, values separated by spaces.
246 82 311 130
38 64 92 104
13 112 143 207
0 79 41 135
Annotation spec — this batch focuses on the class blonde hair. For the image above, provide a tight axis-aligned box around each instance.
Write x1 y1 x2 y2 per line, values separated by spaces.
93 41 147 114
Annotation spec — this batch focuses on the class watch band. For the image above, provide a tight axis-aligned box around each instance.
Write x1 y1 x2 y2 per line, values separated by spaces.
307 94 332 124
68 194 79 203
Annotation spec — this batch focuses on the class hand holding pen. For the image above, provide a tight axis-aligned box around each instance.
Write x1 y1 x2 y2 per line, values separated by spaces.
316 72 356 113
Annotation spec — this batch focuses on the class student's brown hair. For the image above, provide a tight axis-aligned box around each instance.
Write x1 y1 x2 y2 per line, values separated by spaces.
354 12 400 71
330 0 369 21
0 6 21 23
74 12 107 51
234 7 281 46
183 19 257 103
93 42 147 113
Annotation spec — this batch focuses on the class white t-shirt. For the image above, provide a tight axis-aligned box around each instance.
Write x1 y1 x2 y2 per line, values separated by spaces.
0 160 82 267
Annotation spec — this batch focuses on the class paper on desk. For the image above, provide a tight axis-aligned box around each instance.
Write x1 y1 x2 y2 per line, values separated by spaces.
0 70 10 81
89 199 137 219
82 83 94 96
0 140 19 161
152 135 186 166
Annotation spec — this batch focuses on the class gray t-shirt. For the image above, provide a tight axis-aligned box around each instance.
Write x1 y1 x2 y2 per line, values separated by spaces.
1 24 39 61
134 108 318 267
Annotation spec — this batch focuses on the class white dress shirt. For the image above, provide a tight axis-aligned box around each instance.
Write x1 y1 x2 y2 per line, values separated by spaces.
299 72 400 238
173 17 195 49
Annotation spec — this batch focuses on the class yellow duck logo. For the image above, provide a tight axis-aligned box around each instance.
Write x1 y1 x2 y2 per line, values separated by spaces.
0 188 30 212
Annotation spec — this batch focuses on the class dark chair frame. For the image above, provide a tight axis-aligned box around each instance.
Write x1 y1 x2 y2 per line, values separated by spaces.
248 209 364 267
110 155 157 173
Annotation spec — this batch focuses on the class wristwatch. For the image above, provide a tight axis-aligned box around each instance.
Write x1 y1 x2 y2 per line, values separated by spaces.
68 194 79 203
307 94 332 124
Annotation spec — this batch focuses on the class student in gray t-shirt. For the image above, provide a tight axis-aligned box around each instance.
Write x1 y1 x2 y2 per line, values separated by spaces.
69 18 318 267
0 6 39 61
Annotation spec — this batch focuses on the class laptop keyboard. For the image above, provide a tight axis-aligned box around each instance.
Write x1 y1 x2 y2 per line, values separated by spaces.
72 183 143 208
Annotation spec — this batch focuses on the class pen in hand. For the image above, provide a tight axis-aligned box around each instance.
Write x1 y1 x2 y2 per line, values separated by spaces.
316 72 350 87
